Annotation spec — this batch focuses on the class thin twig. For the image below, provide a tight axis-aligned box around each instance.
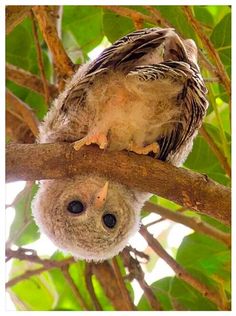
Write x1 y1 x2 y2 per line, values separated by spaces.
200 126 231 178
143 202 231 247
6 256 75 288
85 263 102 311
32 6 75 80
203 77 220 83
6 90 39 137
61 265 89 310
6 63 58 99
30 11 50 107
103 6 155 25
122 249 162 310
139 226 229 310
182 6 230 97
111 257 135 311
144 6 170 27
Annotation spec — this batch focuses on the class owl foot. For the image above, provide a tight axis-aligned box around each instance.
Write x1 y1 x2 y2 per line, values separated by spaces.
128 141 160 155
73 133 108 151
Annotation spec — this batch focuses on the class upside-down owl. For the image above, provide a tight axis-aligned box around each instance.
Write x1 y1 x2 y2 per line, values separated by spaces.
32 28 208 261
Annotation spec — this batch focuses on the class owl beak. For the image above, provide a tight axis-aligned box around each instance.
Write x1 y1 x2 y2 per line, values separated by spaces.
94 181 109 209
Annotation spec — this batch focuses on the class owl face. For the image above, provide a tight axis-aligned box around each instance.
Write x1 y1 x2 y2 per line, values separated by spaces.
32 175 143 261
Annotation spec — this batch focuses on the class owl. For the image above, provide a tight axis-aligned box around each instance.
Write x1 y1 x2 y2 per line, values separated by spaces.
32 28 208 261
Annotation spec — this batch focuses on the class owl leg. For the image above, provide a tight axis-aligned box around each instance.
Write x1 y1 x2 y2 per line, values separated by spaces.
128 141 160 155
73 133 108 151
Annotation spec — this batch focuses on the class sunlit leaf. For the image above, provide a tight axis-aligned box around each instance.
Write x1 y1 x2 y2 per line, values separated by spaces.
8 259 58 311
8 184 40 246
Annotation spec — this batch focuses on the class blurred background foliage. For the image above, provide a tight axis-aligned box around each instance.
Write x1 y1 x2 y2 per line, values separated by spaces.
6 5 231 311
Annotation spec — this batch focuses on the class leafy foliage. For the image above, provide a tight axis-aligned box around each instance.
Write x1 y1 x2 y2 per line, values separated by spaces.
6 5 231 311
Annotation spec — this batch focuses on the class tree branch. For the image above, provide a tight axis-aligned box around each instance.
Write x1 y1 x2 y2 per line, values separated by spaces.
32 5 75 80
6 143 231 224
182 6 231 97
91 261 130 311
5 255 75 288
61 265 89 310
85 263 102 311
6 90 39 137
139 226 229 310
199 126 231 178
122 248 162 310
31 11 50 107
111 257 135 310
144 202 231 247
6 63 58 99
6 5 32 34
103 6 156 25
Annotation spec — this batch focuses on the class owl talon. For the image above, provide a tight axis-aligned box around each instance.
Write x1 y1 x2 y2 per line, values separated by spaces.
73 134 108 151
128 141 160 155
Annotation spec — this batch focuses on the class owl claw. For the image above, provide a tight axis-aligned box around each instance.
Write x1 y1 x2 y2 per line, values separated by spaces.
128 141 160 155
73 134 108 151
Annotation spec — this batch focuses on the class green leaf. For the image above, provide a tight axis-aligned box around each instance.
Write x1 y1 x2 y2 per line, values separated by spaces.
6 17 51 78
193 6 214 29
156 6 197 42
62 6 104 56
49 251 85 311
184 133 230 186
8 259 58 311
8 184 40 246
211 13 231 76
103 11 134 43
176 233 231 293
138 276 217 311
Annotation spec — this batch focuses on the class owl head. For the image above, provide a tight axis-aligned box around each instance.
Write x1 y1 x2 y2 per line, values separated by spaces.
32 175 149 261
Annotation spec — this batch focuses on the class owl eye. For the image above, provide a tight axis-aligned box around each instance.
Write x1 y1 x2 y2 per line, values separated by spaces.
102 213 117 229
67 200 84 214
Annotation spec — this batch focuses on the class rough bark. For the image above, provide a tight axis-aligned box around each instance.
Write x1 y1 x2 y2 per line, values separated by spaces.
6 143 231 224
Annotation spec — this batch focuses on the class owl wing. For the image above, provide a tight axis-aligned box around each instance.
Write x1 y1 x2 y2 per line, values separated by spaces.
128 60 208 162
61 28 177 110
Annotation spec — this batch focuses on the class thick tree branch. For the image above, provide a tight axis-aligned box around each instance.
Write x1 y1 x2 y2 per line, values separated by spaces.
6 63 58 99
6 6 32 34
32 6 75 79
92 261 131 311
6 143 231 224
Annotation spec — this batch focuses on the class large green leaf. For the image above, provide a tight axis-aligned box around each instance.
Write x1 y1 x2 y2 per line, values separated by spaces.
48 251 85 311
211 13 231 76
62 6 104 57
103 10 134 43
138 276 217 311
8 259 58 311
184 131 230 186
155 6 197 42
6 17 51 78
8 184 40 246
176 233 231 294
